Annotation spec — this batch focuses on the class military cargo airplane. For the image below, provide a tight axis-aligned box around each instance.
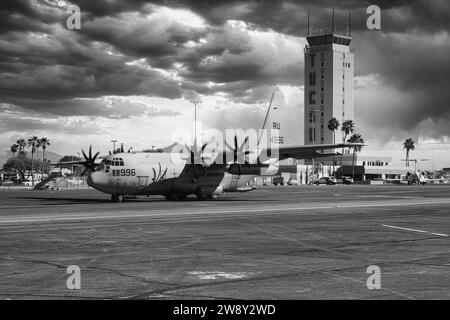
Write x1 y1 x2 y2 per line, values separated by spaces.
56 102 361 202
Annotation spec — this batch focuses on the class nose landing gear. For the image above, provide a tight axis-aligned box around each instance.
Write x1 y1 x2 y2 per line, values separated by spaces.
111 194 125 202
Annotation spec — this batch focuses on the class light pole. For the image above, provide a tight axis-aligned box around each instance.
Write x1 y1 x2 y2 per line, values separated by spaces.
190 101 201 146
76 152 81 177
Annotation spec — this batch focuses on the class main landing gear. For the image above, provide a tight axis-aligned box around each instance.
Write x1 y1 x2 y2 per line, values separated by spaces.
164 194 217 201
111 194 125 203
165 194 187 201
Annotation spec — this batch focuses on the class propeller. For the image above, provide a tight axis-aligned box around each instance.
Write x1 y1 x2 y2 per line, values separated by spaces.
225 135 252 164
80 145 100 176
182 139 216 166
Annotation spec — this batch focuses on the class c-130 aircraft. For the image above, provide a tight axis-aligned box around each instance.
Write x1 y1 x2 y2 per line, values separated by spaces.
57 100 360 202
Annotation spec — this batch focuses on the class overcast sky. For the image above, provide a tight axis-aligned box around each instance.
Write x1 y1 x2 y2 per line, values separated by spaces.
0 0 449 168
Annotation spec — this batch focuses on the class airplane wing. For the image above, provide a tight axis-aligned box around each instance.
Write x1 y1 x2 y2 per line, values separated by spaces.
262 143 364 161
51 160 87 166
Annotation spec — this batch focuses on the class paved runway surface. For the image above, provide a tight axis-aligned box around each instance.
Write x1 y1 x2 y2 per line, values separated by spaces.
0 185 449 299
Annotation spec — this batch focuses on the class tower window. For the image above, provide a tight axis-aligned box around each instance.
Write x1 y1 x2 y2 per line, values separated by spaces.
309 72 316 86
321 62 324 67
321 74 324 80
309 91 316 104
309 128 316 142
321 87 324 92
310 53 316 67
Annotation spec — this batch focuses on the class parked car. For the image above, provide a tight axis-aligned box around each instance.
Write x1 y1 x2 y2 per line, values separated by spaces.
1 180 14 186
287 179 299 185
314 177 337 185
342 176 354 184
272 176 284 186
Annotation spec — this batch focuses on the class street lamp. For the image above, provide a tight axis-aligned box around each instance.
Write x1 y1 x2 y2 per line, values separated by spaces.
190 101 201 145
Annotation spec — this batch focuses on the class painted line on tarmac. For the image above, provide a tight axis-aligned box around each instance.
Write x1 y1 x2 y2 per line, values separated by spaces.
382 224 449 237
1 198 450 225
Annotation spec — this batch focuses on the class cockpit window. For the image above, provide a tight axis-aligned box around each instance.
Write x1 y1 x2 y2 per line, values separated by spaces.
110 158 125 166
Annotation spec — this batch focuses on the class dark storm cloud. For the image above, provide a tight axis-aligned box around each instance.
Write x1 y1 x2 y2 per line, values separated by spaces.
0 0 449 140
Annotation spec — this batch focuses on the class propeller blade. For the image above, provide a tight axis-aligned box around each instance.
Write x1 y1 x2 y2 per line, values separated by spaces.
81 167 88 176
242 136 249 147
89 145 92 159
93 151 100 161
82 149 88 161
120 143 124 153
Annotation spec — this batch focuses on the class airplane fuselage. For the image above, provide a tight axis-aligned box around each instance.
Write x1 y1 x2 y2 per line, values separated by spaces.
87 152 271 200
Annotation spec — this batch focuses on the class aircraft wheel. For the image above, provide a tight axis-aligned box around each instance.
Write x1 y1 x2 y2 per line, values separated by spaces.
112 194 125 202
208 194 218 200
196 194 208 201
175 194 187 201
165 194 174 201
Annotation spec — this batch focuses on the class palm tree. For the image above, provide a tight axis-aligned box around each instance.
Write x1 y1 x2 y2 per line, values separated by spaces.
16 138 26 152
27 136 39 187
39 138 50 175
340 120 355 167
36 138 42 167
10 144 18 159
403 138 415 167
347 133 365 180
327 117 340 177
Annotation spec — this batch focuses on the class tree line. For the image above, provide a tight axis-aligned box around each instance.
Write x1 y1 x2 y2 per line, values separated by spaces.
326 117 416 178
3 137 51 183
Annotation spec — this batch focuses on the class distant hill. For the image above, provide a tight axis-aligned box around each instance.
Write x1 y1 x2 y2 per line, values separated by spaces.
1 150 63 167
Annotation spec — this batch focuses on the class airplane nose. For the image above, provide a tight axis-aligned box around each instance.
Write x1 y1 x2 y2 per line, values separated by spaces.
87 171 107 187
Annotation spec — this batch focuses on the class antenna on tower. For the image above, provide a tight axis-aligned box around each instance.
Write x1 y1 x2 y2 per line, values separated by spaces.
332 8 335 34
348 10 352 36
307 11 310 36
324 14 327 33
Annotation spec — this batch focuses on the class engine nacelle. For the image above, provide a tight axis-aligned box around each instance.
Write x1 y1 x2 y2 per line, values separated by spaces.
226 163 279 176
